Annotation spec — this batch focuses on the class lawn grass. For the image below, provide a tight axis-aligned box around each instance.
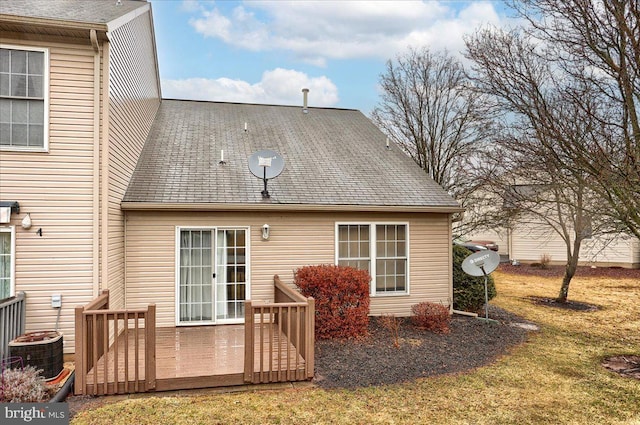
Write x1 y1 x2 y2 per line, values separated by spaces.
71 271 640 425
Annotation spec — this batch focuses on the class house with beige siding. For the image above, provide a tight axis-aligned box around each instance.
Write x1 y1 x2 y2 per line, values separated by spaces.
121 99 462 328
1 1 462 394
0 0 161 356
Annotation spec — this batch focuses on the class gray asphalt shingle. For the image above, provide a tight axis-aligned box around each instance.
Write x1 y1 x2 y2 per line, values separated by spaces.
0 0 146 25
123 99 460 209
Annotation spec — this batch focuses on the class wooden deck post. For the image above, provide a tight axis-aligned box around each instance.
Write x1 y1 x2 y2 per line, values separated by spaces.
244 300 254 382
145 304 156 391
74 305 85 395
306 297 315 379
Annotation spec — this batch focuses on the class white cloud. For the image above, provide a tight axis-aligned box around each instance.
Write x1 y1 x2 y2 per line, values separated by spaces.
161 68 339 106
187 1 507 64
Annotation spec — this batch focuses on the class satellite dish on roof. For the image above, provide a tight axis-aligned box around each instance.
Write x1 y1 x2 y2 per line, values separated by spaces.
248 150 284 198
461 250 501 321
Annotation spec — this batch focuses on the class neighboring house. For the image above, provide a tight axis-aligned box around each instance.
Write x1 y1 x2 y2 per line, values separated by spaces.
469 226 640 268
0 0 161 354
464 185 640 268
1 1 462 393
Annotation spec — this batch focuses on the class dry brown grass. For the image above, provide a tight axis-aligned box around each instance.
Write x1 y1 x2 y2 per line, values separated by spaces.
71 271 640 425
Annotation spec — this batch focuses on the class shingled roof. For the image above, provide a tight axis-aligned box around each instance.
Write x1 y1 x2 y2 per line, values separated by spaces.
122 99 461 212
0 0 146 24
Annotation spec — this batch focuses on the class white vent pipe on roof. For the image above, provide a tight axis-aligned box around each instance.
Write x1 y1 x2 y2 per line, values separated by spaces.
302 88 309 113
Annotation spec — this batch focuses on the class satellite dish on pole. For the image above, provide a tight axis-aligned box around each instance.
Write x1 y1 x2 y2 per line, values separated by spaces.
461 250 501 321
248 150 284 198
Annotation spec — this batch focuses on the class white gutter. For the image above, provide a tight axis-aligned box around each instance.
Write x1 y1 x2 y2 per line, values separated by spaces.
120 202 465 214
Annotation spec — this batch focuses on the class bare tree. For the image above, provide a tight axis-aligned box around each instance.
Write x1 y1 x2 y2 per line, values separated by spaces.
511 0 640 239
465 28 608 302
371 48 492 211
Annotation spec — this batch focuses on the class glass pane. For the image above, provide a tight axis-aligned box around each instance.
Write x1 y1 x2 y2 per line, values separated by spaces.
11 74 26 97
10 50 26 74
360 240 369 257
191 231 201 248
349 240 358 257
348 225 358 241
376 241 385 257
397 225 406 241
0 73 9 96
28 125 43 146
202 230 211 247
397 241 406 257
202 285 212 302
12 100 27 123
236 230 245 247
28 51 44 75
202 248 212 266
0 233 11 253
0 49 9 73
360 225 369 241
181 231 190 249
237 247 245 264
0 98 9 122
27 75 42 98
12 124 27 146
338 241 348 257
202 303 212 321
0 123 10 145
338 225 348 242
28 100 43 123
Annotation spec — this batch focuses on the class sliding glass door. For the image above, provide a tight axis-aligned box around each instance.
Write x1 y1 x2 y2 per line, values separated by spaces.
178 228 247 325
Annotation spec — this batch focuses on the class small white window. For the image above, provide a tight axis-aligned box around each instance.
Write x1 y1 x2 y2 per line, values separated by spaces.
0 226 15 300
336 223 409 296
0 45 49 151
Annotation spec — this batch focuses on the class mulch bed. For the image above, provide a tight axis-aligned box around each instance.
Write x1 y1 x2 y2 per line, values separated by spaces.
602 355 640 380
498 264 640 280
314 306 534 389
527 296 599 312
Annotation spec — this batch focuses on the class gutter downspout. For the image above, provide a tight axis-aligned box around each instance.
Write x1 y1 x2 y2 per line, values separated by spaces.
90 30 100 297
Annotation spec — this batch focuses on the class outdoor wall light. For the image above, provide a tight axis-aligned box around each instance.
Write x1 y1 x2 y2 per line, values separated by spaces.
21 213 32 230
262 224 270 240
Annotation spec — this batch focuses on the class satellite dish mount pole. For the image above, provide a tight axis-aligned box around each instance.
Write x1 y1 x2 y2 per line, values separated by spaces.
262 166 269 198
480 265 489 320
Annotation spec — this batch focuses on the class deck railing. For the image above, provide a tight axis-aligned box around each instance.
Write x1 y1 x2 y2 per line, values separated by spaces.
0 291 26 363
244 275 315 384
74 290 156 395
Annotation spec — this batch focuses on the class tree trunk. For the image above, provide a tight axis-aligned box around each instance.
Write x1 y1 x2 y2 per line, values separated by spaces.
558 251 579 303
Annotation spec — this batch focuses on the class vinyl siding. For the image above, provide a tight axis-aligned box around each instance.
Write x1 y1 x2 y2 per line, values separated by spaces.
125 210 452 327
105 10 161 310
510 222 640 268
0 40 97 353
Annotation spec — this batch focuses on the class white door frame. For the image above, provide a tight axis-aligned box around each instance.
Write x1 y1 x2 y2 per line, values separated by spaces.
174 226 250 326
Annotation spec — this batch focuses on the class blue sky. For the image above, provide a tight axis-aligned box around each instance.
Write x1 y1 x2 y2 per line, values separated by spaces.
150 1 513 115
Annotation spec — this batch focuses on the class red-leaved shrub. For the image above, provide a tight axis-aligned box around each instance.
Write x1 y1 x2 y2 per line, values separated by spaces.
294 264 370 339
411 302 451 334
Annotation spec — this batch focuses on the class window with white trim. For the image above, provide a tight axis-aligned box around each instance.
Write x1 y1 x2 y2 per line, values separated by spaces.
0 227 15 300
337 223 408 295
0 45 48 150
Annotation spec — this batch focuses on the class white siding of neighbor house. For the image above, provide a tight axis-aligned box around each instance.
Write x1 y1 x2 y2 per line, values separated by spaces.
509 224 640 268
104 10 161 311
125 210 452 327
0 39 97 353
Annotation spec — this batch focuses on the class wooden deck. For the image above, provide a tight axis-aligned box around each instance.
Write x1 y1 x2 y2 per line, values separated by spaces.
85 324 305 393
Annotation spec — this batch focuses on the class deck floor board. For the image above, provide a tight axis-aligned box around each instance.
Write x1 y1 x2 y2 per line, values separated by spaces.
85 324 305 388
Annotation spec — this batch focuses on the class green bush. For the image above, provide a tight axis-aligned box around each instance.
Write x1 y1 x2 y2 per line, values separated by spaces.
453 244 497 314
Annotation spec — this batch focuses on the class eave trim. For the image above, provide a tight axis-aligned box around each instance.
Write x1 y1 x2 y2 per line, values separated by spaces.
121 202 464 214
